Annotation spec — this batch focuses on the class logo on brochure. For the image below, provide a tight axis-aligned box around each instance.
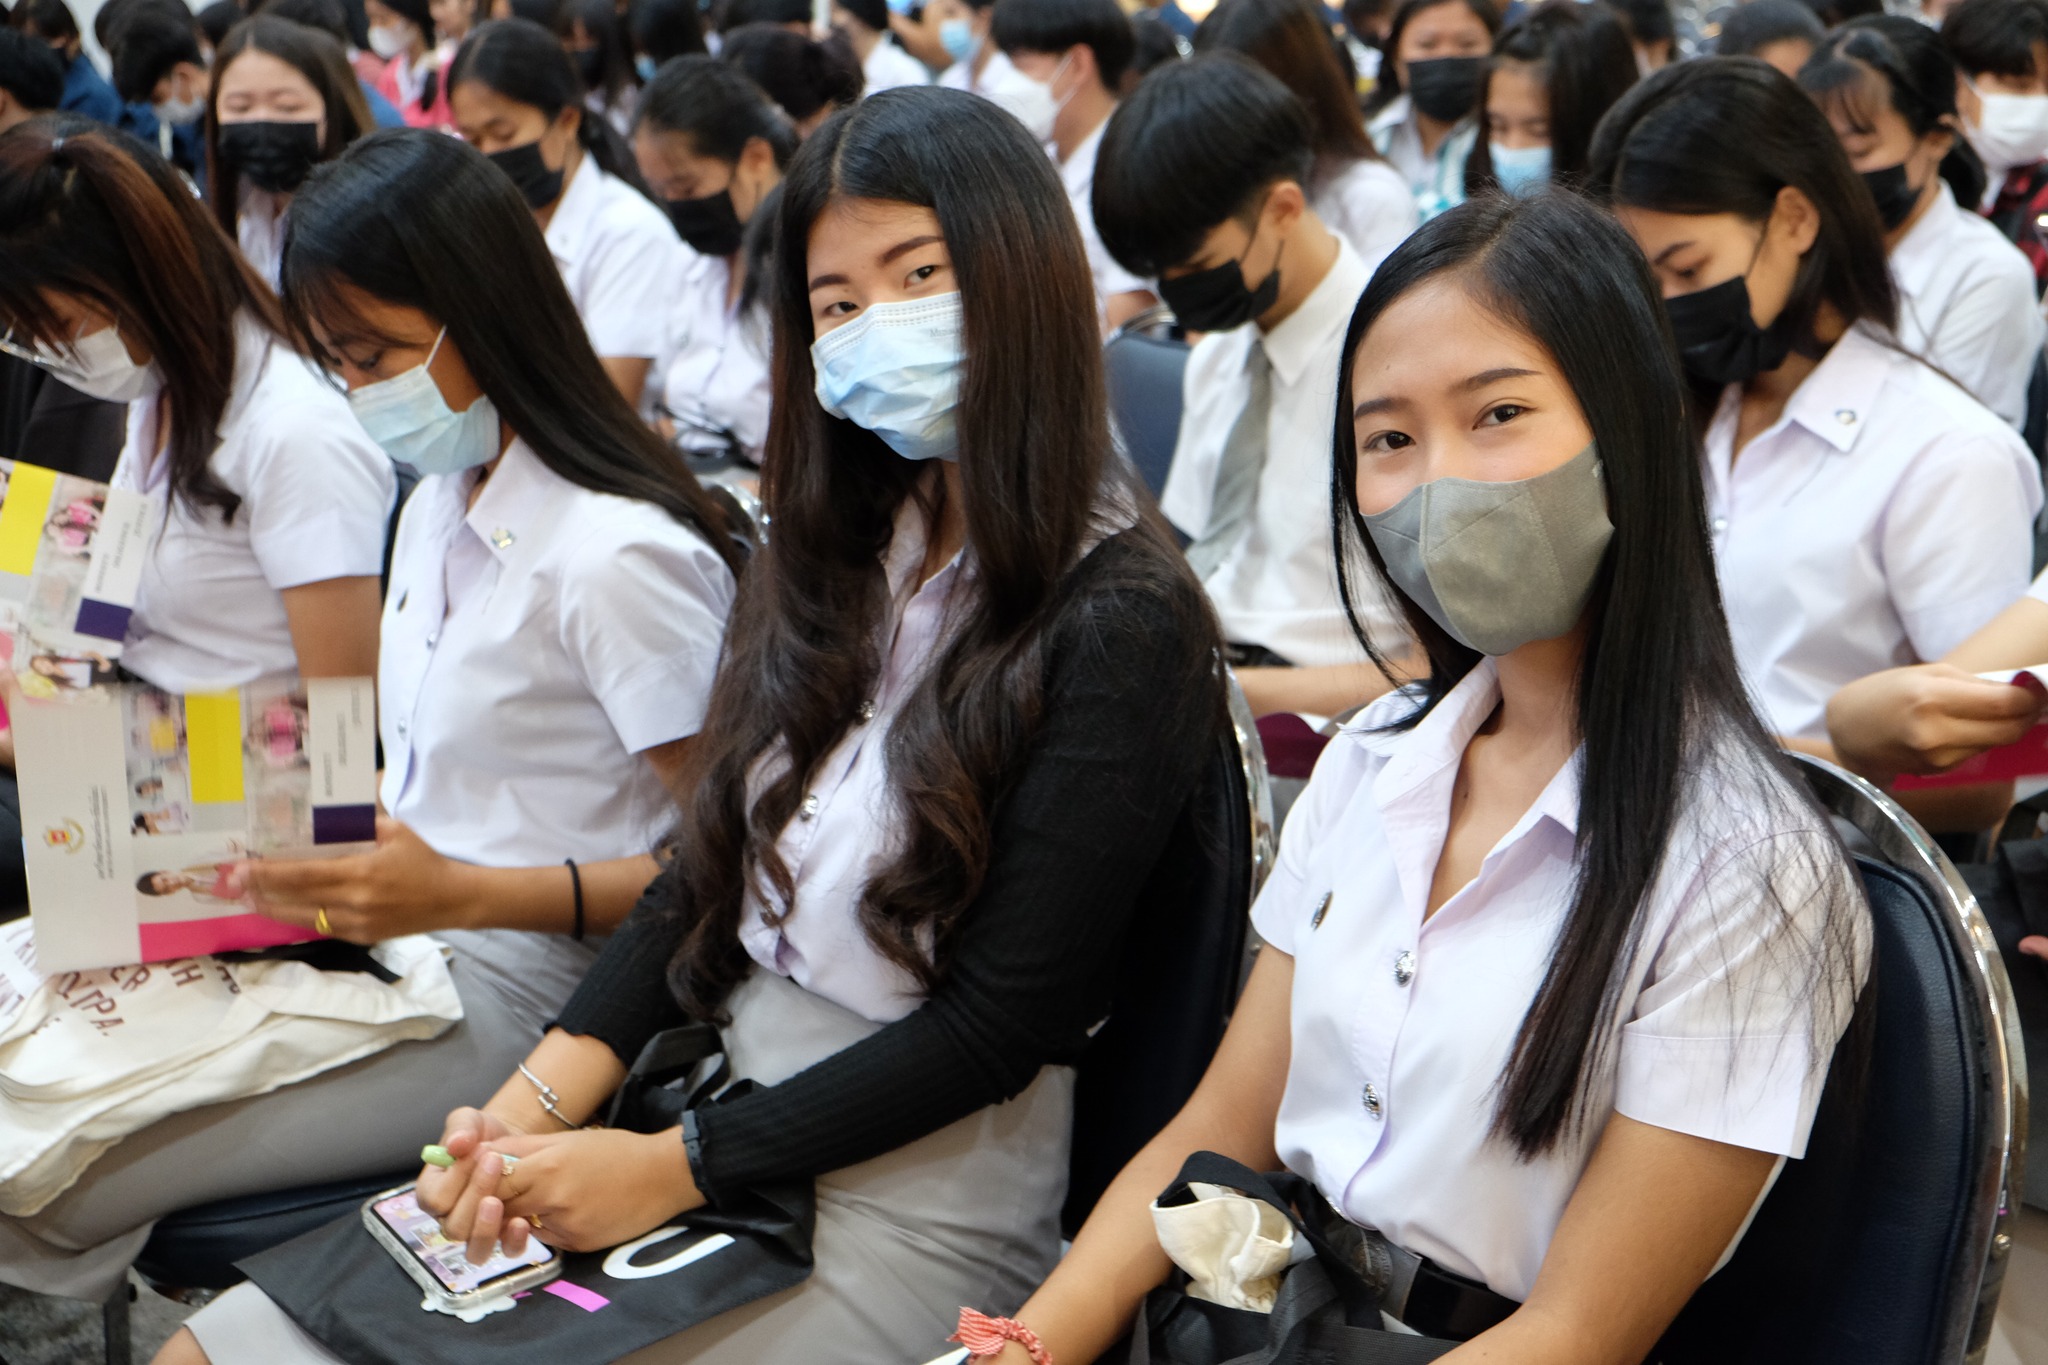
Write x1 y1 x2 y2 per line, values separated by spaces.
41 818 84 853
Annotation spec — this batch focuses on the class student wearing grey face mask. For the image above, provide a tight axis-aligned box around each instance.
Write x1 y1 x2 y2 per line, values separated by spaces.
990 188 1871 1365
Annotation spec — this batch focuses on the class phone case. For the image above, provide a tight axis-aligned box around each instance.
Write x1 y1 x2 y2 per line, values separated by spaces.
359 1184 562 1311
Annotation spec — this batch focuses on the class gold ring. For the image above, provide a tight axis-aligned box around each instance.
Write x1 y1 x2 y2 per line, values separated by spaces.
315 908 333 936
529 1213 545 1232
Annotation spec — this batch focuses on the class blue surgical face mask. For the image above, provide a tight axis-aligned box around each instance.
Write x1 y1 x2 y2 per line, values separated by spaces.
811 292 965 463
635 53 658 81
1490 142 1551 196
939 17 978 62
344 327 503 476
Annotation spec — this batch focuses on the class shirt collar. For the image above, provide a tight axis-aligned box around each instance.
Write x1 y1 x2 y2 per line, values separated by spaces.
1887 178 1960 286
1257 235 1368 388
543 153 603 268
1059 115 1108 191
1367 93 1411 137
461 438 559 563
1780 323 1896 454
1346 659 1583 836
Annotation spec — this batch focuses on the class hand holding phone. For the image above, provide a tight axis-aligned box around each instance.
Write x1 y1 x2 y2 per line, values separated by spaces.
364 1185 560 1312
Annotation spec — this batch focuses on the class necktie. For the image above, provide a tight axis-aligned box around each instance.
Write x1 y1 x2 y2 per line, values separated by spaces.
1185 341 1272 581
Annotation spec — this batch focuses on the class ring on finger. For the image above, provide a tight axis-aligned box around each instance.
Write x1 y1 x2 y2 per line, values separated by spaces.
498 1154 519 1181
530 1212 545 1232
315 907 333 936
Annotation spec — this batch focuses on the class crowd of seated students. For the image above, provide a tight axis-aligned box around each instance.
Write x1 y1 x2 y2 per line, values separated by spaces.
0 0 2045 1358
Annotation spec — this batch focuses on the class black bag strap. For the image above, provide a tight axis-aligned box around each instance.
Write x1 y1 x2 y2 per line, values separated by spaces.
1159 1152 1383 1318
604 1023 731 1132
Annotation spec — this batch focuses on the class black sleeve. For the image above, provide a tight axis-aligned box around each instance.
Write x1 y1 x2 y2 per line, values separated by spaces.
551 859 691 1063
688 554 1220 1197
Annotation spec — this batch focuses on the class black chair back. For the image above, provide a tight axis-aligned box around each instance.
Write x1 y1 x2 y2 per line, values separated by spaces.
1062 675 1271 1235
1103 308 1189 500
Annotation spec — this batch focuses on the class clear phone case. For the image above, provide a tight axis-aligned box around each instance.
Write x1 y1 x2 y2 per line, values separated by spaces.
360 1183 562 1312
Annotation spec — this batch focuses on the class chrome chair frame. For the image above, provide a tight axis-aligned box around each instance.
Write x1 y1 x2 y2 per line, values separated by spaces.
1792 754 2028 1365
1224 667 1278 902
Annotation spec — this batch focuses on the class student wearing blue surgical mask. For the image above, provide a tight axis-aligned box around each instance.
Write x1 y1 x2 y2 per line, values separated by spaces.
161 85 1225 1365
114 127 742 1363
1464 0 1638 199
931 0 1016 94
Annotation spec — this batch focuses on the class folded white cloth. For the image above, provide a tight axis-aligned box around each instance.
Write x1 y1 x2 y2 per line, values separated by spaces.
1151 1181 1299 1313
0 922 462 1215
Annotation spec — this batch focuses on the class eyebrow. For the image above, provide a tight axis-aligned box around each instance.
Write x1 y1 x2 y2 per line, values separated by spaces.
809 234 946 291
1650 241 1696 267
1352 367 1542 419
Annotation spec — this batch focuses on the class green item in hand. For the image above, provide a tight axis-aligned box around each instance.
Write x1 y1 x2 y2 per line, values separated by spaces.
420 1144 455 1168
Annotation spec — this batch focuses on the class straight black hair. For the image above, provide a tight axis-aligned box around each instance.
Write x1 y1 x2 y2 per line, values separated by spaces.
718 23 863 123
837 0 890 36
450 18 654 200
255 0 356 47
571 0 639 115
1366 0 1499 112
717 0 809 29
1196 0 1383 167
634 51 797 166
1465 0 1637 193
0 116 287 521
1611 0 1672 48
0 27 64 110
991 0 1137 90
1802 16 1987 211
12 0 82 48
503 0 568 35
1093 53 1314 277
630 0 707 65
1941 0 2048 80
1797 0 1881 28
109 3 200 100
280 128 743 575
1714 0 1821 59
1331 191 1865 1158
205 16 373 238
1586 58 1898 402
661 85 1214 1017
195 0 240 49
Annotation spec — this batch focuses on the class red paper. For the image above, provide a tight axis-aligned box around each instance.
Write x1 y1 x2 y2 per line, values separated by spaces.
1893 668 2048 789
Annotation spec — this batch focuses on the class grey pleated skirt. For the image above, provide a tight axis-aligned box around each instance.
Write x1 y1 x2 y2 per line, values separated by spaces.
187 968 1076 1364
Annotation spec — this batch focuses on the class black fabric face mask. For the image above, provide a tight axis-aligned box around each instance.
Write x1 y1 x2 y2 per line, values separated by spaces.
1860 160 1923 232
666 187 746 257
488 138 566 210
1662 273 1796 387
1159 252 1282 333
571 46 604 88
1405 56 1486 123
220 119 322 194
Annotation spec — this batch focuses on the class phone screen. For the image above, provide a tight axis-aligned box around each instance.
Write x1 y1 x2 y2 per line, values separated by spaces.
371 1187 555 1295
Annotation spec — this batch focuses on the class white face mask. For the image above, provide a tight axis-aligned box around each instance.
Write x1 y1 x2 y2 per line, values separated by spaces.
367 23 410 59
982 53 1070 145
1968 89 2048 182
344 328 503 476
152 68 206 127
2 321 162 403
811 292 966 462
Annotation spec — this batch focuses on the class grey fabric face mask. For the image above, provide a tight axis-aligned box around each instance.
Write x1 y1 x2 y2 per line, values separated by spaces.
1360 443 1614 657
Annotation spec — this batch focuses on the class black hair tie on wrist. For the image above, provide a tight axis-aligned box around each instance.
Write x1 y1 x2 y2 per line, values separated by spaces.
565 858 585 942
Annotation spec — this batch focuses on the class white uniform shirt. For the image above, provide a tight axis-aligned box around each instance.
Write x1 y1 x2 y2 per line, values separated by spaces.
116 315 394 694
1256 662 1868 1302
1889 180 2043 427
661 253 773 462
543 154 688 362
1310 156 1419 277
1704 323 2041 741
938 47 1014 95
1161 236 1405 663
862 38 930 93
1058 117 1151 323
381 439 736 1022
1367 94 1474 222
235 187 286 288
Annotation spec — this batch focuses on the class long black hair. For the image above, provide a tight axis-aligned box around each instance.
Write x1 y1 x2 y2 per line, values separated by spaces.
1366 0 1499 115
569 0 639 118
279 128 742 574
1586 58 1898 410
449 18 654 201
1331 190 1866 1158
661 86 1216 1016
1197 0 1389 171
1463 0 1637 193
1800 16 1987 213
0 116 285 522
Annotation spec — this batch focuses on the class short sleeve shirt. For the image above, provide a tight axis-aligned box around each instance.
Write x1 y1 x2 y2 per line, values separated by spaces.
544 155 690 363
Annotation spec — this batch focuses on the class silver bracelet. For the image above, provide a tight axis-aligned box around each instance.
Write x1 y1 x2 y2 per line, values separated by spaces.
519 1062 586 1130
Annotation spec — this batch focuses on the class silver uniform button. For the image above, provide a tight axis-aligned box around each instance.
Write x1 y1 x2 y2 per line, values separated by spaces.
1362 1082 1384 1118
1393 949 1416 986
858 699 877 723
1711 516 1728 534
490 528 516 549
1835 409 1857 426
1310 891 1332 930
395 720 407 738
799 794 820 820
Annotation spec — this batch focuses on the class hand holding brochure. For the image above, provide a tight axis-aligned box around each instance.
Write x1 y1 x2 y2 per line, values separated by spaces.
0 457 149 695
15 675 379 972
1891 667 2048 790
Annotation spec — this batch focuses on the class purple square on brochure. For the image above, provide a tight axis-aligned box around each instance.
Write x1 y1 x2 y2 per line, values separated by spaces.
72 598 131 643
312 804 377 845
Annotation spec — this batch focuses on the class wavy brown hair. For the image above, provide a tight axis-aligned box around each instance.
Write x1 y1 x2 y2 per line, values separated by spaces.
0 115 287 522
662 86 1212 1017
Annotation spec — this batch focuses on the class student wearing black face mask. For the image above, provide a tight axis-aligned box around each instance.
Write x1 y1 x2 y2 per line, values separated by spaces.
1590 60 2041 826
449 18 682 406
205 17 373 287
633 55 791 464
1799 17 2042 428
1364 0 1498 219
1097 55 1418 720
